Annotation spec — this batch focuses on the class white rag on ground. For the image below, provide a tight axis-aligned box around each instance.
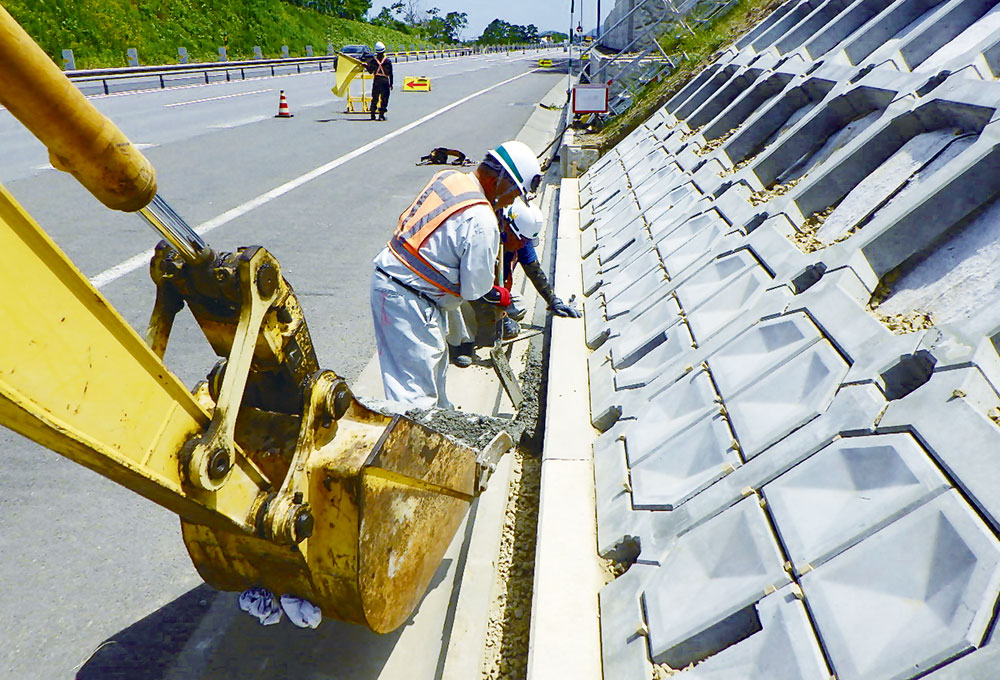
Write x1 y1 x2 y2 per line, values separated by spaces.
238 587 323 628
238 587 282 625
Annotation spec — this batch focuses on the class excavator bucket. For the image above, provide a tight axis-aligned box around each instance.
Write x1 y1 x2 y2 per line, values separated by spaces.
0 6 513 634
182 405 509 633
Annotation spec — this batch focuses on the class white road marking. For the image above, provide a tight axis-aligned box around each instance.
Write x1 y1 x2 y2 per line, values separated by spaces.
164 89 272 107
90 69 538 289
210 114 270 129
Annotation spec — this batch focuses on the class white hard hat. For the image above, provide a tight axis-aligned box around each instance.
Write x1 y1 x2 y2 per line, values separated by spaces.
375 41 386 53
487 140 542 197
505 198 543 240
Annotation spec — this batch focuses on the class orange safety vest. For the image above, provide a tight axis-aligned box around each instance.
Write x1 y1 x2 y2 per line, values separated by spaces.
388 170 491 296
372 54 389 78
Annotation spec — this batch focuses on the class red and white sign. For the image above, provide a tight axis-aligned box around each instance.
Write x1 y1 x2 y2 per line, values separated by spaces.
573 84 609 114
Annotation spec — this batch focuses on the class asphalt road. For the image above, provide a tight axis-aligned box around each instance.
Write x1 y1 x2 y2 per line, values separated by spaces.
0 48 566 679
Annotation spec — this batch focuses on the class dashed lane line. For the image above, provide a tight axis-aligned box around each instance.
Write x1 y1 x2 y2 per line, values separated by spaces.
89 68 538 289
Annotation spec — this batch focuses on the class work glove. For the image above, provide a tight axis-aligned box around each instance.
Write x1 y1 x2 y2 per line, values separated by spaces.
548 296 581 318
482 285 512 307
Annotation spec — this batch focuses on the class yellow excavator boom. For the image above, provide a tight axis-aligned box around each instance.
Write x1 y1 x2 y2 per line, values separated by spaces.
0 4 509 633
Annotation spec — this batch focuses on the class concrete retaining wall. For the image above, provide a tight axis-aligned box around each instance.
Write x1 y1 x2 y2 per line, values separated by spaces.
573 0 1000 677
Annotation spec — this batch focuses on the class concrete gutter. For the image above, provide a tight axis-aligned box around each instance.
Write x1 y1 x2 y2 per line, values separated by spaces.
527 178 605 680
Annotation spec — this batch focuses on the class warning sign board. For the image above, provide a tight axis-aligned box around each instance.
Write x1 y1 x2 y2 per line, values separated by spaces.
402 76 431 91
573 84 609 114
538 58 553 67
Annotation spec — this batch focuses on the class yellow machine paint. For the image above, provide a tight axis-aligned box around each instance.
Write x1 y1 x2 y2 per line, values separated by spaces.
0 4 510 632
332 51 373 114
402 76 432 92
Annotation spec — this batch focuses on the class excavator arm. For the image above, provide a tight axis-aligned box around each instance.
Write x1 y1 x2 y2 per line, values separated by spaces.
0 4 509 633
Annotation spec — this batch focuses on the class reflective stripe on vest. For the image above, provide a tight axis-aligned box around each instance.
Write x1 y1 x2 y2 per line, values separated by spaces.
388 170 490 296
373 55 388 78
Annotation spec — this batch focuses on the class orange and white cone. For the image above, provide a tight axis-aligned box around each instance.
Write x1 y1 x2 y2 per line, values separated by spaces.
275 90 293 118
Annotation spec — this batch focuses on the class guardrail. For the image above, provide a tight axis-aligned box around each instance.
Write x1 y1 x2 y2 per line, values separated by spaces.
64 45 555 96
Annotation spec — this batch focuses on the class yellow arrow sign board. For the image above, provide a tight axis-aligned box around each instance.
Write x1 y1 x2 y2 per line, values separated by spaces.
538 58 553 67
403 76 431 91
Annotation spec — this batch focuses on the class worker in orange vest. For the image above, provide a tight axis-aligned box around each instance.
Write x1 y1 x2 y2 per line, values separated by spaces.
370 141 542 408
366 41 393 121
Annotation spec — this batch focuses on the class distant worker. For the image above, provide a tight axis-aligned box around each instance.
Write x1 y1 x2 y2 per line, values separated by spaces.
366 41 393 121
450 197 581 368
370 141 543 408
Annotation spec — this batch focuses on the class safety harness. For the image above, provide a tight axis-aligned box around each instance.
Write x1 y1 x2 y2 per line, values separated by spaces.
372 54 389 78
388 170 490 296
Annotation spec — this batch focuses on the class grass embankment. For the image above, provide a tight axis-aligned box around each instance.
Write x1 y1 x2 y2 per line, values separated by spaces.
3 0 428 69
585 0 787 152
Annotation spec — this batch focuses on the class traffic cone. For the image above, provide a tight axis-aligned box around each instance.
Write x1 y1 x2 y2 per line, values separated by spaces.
275 90 293 118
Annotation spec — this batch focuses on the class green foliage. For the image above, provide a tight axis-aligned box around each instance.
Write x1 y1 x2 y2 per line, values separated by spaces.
420 9 467 43
3 0 428 68
478 18 539 45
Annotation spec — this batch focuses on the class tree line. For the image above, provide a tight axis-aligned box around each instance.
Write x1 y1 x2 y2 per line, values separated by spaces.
284 0 566 44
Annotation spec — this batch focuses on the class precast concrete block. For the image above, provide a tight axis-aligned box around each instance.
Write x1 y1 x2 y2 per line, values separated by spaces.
589 186 625 215
581 222 599 259
619 369 720 462
922 641 1000 680
630 414 741 510
674 250 761 311
592 198 642 247
681 587 832 679
752 85 897 188
748 0 826 53
722 76 837 166
581 249 606 296
879 367 1000 533
763 432 950 572
634 384 887 559
686 266 774 342
774 0 856 56
736 0 812 50
635 165 687 212
839 0 948 67
898 0 1000 72
674 64 744 121
708 312 823 399
675 146 704 172
642 496 790 667
691 158 730 197
784 268 891 364
587 351 623 432
600 249 664 302
848 130 1000 282
599 565 658 680
792 91 999 232
688 68 767 130
579 201 595 230
608 294 683 369
606 267 672 321
739 214 813 281
802 490 1000 680
614 321 696 391
710 183 758 229
726 339 850 458
656 211 729 269
666 63 728 114
703 71 798 142
814 126 965 241
584 296 611 350
659 220 740 281
801 0 900 61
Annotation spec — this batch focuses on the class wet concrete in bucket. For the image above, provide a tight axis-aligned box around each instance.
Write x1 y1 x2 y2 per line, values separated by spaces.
403 342 546 680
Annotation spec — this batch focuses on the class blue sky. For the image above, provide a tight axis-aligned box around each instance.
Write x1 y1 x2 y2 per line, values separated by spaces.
366 0 615 40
